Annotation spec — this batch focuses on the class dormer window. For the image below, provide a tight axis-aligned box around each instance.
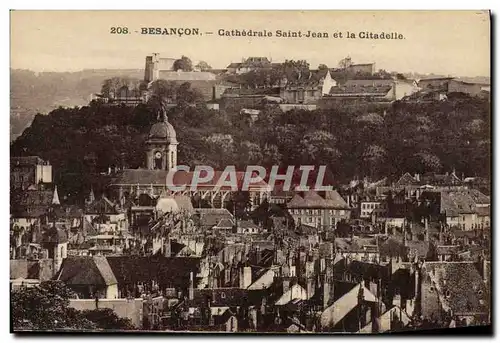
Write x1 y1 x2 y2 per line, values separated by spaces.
445 290 451 298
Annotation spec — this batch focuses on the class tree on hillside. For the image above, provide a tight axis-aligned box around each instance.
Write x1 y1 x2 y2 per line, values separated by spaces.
338 56 353 70
173 56 193 72
299 130 341 164
318 64 329 71
362 145 388 179
195 61 212 71
101 77 141 98
175 82 205 105
281 60 310 79
413 152 443 173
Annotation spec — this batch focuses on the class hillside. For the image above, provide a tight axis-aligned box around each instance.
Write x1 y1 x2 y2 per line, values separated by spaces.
10 92 491 204
10 68 144 141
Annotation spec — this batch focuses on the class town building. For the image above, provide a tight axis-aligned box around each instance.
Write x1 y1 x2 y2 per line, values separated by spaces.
225 57 273 74
11 156 52 191
286 190 351 230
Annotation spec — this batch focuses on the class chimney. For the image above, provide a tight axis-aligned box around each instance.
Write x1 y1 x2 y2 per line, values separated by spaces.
323 275 332 309
403 224 407 247
320 258 326 273
424 218 429 242
306 277 315 298
164 238 171 257
481 256 489 286
240 266 252 289
283 279 290 294
188 271 194 300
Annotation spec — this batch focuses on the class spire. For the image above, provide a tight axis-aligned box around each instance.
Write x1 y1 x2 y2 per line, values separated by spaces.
52 185 60 205
157 103 168 123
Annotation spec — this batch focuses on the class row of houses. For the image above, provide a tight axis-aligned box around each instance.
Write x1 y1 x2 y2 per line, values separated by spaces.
98 54 490 112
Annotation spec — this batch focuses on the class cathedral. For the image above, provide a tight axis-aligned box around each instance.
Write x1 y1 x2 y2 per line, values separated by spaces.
107 108 270 209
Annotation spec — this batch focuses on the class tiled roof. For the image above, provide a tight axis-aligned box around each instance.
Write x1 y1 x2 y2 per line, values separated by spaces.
422 262 489 315
348 260 390 281
53 205 84 219
335 237 378 253
396 172 419 186
106 256 201 288
378 236 408 258
215 218 235 228
287 190 349 209
329 82 392 96
467 189 490 205
405 240 431 259
85 196 119 214
281 69 330 88
344 79 394 87
226 63 242 69
10 259 29 279
222 87 279 96
58 256 117 286
190 288 255 308
476 206 490 217
440 190 478 216
420 173 462 186
436 245 461 255
194 209 234 228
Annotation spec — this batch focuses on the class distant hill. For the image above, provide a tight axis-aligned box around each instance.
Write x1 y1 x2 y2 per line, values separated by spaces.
10 68 144 141
402 72 490 84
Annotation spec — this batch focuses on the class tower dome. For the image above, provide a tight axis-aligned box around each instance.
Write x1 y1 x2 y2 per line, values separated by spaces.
148 109 178 144
149 121 178 144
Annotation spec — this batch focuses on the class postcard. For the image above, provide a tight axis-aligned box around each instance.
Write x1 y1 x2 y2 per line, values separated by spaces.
10 10 491 334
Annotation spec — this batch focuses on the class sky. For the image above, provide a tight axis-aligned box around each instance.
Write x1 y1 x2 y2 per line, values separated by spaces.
10 10 491 77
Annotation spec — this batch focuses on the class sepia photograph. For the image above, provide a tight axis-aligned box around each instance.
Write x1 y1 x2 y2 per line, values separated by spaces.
9 10 491 334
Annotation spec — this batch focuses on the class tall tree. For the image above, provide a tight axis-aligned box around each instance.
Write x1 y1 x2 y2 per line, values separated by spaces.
318 64 329 71
195 61 212 71
338 56 353 70
173 56 193 72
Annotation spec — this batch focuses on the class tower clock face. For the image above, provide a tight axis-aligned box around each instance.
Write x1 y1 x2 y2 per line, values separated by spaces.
155 152 162 159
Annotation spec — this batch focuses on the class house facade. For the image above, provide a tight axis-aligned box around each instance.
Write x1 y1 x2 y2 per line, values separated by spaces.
286 190 351 230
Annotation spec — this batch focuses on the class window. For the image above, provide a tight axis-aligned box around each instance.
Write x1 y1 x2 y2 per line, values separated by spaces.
445 290 451 298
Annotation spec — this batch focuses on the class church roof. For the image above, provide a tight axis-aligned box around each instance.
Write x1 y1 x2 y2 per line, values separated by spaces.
110 169 270 190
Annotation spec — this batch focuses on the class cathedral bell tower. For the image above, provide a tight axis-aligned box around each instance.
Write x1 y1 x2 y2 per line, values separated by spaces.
145 106 178 171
